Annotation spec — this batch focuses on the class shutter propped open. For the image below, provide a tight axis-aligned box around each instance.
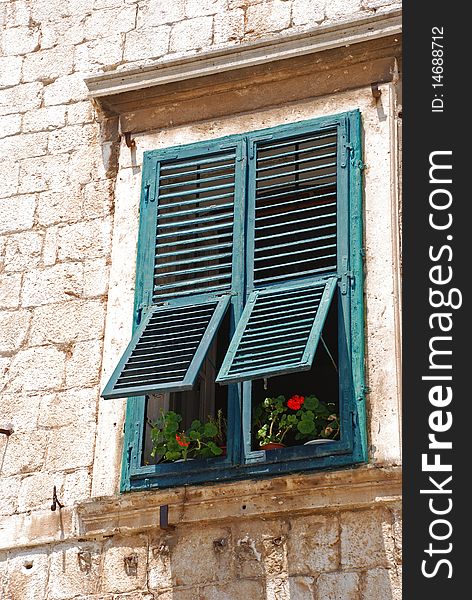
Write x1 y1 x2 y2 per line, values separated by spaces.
216 278 337 384
102 295 231 399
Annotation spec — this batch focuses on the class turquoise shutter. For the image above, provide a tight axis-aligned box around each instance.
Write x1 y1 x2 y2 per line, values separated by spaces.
216 278 336 384
217 119 346 384
102 139 245 399
102 295 230 399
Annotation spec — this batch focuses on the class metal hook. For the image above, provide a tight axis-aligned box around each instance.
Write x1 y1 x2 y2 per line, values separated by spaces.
50 486 64 511
371 83 382 100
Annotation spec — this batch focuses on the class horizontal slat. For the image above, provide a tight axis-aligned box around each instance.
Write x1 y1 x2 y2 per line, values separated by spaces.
257 131 336 152
256 170 335 193
255 222 335 243
255 233 335 254
155 261 233 279
102 296 231 399
156 251 232 269
156 220 233 240
157 201 233 220
255 158 336 182
156 231 233 249
157 210 234 230
160 162 236 180
159 181 234 200
256 141 336 163
153 283 231 300
156 241 233 260
255 180 335 202
255 211 336 232
255 194 336 212
160 153 235 172
254 243 336 264
154 272 231 291
254 253 337 273
158 192 234 211
159 171 234 191
255 203 336 222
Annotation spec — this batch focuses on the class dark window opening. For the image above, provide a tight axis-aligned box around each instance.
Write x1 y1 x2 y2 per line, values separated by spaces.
142 310 230 465
250 293 339 451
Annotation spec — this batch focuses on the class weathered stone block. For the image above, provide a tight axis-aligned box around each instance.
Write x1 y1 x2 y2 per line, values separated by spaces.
29 299 106 344
136 0 184 28
185 0 226 18
200 579 266 600
18 153 70 194
17 471 64 513
0 272 22 308
47 543 102 600
0 196 36 233
22 105 67 133
43 74 88 106
66 101 95 125
292 0 325 26
1 25 40 56
39 15 86 50
65 339 103 387
0 392 42 433
4 231 43 272
81 179 114 220
4 346 65 393
169 16 213 53
0 161 19 198
0 475 21 516
149 526 233 589
38 387 98 429
340 508 395 569
0 430 48 477
74 34 124 72
42 225 58 266
0 113 21 138
5 547 49 600
0 131 48 160
287 514 339 574
37 187 82 226
123 26 170 62
0 82 42 116
287 575 316 599
245 1 291 36
45 421 97 471
363 0 400 8
232 518 289 579
0 309 31 351
84 5 137 39
22 263 83 308
57 217 112 262
62 468 92 505
4 1 31 28
101 535 148 593
325 0 362 20
0 55 22 88
22 46 74 83
316 571 359 600
214 8 244 44
48 124 97 155
362 566 401 600
83 258 110 298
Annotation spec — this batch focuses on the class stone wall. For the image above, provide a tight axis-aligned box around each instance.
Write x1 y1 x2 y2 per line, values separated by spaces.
1 1 402 598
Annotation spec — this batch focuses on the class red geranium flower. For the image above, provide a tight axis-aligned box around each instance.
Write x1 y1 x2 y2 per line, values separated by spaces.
175 433 190 447
287 395 305 410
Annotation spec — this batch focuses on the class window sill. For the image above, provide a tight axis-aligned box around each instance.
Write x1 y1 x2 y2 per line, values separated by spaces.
1 464 400 552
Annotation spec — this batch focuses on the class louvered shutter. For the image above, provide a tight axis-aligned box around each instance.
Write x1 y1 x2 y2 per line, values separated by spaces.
102 140 245 399
217 120 346 384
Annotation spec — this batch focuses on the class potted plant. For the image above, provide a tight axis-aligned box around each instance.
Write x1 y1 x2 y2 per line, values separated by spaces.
207 408 227 455
253 394 340 450
149 411 224 462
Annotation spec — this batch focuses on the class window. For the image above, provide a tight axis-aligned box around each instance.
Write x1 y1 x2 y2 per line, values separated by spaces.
102 111 367 491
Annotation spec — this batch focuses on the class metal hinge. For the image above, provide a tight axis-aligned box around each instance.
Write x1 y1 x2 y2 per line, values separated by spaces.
339 256 354 295
341 142 353 168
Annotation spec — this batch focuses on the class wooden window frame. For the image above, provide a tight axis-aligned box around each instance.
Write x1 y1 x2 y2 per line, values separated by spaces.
118 111 367 492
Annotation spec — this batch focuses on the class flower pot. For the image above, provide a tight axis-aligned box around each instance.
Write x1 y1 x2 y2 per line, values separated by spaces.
260 442 286 450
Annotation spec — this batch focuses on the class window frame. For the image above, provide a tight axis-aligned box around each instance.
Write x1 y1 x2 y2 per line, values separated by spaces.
119 110 366 492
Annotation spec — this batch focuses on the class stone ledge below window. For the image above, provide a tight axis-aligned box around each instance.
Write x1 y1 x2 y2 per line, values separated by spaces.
1 464 401 553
